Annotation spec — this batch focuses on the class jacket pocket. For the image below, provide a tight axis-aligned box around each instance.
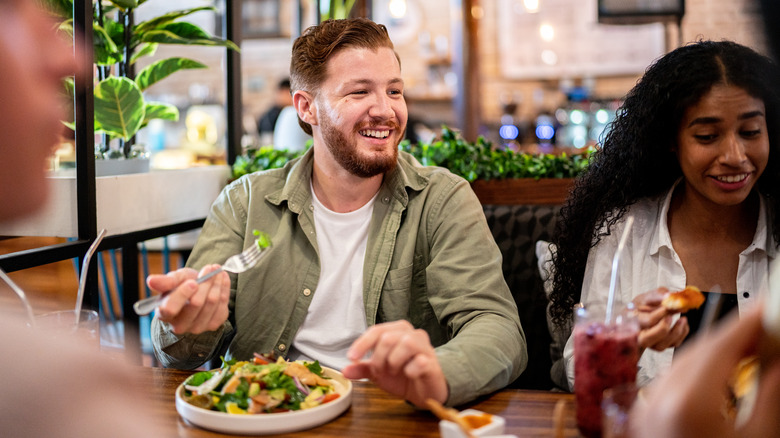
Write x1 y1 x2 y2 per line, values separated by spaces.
378 264 414 321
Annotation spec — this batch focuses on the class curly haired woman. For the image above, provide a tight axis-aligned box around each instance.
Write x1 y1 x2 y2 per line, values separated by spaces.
547 40 780 390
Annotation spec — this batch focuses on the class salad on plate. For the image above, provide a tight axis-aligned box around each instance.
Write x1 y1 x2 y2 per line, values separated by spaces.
181 353 341 415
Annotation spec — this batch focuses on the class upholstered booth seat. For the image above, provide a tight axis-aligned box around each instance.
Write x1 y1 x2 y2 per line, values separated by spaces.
481 204 560 390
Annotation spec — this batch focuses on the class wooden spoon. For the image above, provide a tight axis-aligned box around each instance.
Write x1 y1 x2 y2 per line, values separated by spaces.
552 398 567 438
425 398 476 438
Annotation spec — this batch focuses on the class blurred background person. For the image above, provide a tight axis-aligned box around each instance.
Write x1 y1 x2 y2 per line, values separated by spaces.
272 103 311 152
257 77 311 151
0 1 160 436
256 77 292 146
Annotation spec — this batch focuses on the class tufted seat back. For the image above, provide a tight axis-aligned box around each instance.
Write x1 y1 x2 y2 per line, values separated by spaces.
482 204 560 390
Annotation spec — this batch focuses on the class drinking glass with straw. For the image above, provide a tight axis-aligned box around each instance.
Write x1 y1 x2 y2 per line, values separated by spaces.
574 215 640 438
32 229 105 346
1 229 105 343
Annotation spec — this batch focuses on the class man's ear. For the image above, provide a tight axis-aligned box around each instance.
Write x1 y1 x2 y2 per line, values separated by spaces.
293 90 318 127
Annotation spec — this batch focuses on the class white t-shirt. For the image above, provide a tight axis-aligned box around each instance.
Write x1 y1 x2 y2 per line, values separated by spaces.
288 187 376 370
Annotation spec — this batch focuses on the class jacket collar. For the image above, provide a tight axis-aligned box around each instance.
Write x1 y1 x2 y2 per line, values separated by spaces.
265 148 314 215
380 151 430 208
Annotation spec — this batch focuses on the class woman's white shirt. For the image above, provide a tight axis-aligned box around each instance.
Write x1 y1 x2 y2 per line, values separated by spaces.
563 183 775 389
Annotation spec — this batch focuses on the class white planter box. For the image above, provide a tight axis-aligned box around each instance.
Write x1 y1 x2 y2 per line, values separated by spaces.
95 158 150 177
0 166 230 238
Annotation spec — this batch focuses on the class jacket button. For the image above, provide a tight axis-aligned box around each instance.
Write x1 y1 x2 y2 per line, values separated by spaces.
743 291 750 298
278 343 286 351
383 197 390 203
303 288 311 296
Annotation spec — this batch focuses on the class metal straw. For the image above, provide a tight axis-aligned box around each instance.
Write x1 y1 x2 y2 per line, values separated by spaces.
0 267 37 328
74 229 106 324
606 215 635 324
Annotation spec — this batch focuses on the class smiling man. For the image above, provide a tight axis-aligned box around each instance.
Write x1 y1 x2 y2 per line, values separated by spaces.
149 18 526 408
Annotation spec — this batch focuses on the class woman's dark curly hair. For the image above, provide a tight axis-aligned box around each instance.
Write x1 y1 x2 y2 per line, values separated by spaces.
549 40 780 329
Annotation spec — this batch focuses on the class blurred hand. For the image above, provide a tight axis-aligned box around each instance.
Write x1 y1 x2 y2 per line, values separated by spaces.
633 288 689 351
341 320 449 408
146 265 230 334
629 304 780 437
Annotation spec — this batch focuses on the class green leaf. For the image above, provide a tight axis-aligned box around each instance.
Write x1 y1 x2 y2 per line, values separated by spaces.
39 0 73 18
93 22 122 65
93 77 145 141
143 102 179 121
323 0 356 20
133 6 217 34
130 42 157 64
139 22 240 52
108 0 139 10
63 77 75 99
140 102 179 129
135 57 206 91
305 360 324 376
184 370 213 387
57 19 74 38
154 21 210 40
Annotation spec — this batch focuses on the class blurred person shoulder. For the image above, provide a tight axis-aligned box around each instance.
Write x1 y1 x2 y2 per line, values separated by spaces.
0 312 161 438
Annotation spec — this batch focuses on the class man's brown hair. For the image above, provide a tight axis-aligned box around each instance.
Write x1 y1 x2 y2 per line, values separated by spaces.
290 18 399 135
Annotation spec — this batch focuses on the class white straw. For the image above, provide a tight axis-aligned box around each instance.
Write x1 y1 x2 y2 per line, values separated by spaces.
606 215 635 324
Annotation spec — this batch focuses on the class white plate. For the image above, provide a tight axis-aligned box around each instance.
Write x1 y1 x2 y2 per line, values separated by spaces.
176 366 353 435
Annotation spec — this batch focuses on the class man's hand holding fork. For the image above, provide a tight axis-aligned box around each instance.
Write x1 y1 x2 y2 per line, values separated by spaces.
147 265 231 335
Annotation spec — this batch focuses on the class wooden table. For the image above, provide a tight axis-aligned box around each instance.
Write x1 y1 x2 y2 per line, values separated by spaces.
140 366 580 437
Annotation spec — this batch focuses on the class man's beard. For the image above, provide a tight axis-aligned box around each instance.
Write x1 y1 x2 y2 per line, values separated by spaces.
321 117 399 178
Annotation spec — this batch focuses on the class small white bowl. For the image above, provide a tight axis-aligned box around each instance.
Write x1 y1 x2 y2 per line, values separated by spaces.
438 409 506 438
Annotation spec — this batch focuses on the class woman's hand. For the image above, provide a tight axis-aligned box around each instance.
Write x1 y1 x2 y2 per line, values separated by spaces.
633 288 690 351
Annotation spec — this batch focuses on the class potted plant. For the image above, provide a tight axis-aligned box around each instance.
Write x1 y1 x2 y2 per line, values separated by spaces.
231 145 309 180
399 126 592 205
232 126 592 205
45 0 239 172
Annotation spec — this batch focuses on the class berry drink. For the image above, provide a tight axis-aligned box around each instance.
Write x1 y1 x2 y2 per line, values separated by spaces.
574 306 639 438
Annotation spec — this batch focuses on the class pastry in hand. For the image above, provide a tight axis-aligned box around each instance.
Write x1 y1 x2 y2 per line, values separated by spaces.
662 285 705 313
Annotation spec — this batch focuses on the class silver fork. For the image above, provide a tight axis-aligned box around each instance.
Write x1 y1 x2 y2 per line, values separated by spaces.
133 244 267 316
